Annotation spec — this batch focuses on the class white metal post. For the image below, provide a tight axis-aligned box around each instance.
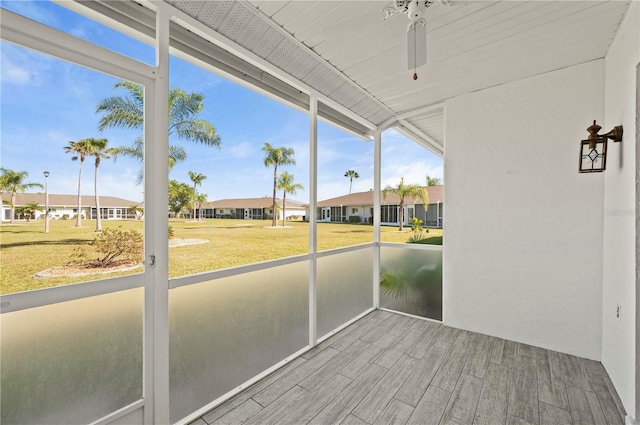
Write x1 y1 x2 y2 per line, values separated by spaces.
43 171 50 233
309 95 318 346
144 3 170 424
373 130 381 309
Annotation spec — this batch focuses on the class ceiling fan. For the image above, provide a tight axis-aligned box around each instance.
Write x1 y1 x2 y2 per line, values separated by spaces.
381 0 456 80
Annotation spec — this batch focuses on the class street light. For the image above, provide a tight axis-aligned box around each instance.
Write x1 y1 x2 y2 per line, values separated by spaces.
43 171 49 233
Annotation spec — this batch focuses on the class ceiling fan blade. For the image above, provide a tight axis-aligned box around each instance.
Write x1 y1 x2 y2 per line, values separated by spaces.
407 21 427 70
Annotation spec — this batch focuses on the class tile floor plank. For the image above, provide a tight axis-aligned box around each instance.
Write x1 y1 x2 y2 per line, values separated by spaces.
375 349 404 369
340 332 399 380
277 374 352 425
374 399 415 425
560 353 592 391
252 347 339 407
432 336 475 392
406 385 451 425
244 386 309 425
341 414 369 425
353 354 419 423
298 339 370 392
567 386 605 425
473 363 510 425
210 399 262 425
405 322 443 359
539 402 572 425
201 357 307 424
508 361 539 425
537 350 569 410
441 373 484 425
308 364 387 425
395 345 448 407
462 334 494 379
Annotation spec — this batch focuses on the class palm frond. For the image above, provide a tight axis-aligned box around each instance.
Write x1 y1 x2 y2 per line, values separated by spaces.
173 120 221 147
380 268 411 299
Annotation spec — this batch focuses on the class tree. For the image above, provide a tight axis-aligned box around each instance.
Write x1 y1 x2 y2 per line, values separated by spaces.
193 193 207 222
344 169 360 194
0 168 43 224
89 138 113 232
109 137 187 185
129 204 144 220
168 180 194 218
277 172 304 226
382 176 428 232
15 201 43 222
188 171 207 221
426 175 442 186
64 139 95 227
96 81 221 183
262 142 295 226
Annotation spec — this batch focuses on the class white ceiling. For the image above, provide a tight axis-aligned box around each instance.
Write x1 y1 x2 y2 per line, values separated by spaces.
164 0 630 150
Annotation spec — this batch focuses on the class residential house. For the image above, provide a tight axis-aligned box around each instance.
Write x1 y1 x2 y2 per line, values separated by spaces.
317 185 444 227
0 193 141 222
199 197 306 221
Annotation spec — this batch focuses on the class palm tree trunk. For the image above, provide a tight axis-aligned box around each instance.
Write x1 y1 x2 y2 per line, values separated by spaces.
349 178 353 194
75 161 83 227
192 183 197 221
10 192 16 224
272 167 277 227
282 193 286 226
95 162 102 232
398 199 404 232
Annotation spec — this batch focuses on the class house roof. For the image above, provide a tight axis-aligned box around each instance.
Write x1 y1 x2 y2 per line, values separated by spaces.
205 197 306 209
318 185 444 207
1 193 141 208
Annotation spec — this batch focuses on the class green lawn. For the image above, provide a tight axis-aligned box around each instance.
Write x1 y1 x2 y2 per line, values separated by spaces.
0 219 442 294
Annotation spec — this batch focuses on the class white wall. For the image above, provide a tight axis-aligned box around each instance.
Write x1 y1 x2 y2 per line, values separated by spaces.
602 1 639 418
444 60 605 359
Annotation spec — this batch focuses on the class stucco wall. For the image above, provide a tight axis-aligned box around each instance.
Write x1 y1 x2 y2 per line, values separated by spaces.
602 1 639 417
444 60 605 359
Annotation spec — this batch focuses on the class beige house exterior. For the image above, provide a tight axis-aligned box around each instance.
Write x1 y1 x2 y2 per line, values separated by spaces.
317 185 444 227
199 197 306 221
0 193 141 222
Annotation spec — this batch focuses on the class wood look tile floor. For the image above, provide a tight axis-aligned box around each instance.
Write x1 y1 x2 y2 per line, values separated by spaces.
191 310 626 425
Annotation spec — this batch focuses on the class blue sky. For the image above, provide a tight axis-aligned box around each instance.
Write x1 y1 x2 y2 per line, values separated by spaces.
1 1 443 204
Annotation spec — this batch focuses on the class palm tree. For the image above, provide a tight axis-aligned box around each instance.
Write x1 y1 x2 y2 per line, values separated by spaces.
129 204 144 220
262 142 296 226
344 169 360 194
15 201 43 222
110 137 187 185
188 171 207 221
277 172 304 226
426 175 442 186
89 138 112 232
96 82 221 183
193 193 207 222
383 176 428 232
0 168 43 224
64 139 95 227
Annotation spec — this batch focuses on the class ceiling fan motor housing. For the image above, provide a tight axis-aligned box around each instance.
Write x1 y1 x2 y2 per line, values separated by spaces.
407 0 430 20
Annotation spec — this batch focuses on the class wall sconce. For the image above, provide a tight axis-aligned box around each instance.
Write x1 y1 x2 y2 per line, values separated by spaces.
579 120 623 173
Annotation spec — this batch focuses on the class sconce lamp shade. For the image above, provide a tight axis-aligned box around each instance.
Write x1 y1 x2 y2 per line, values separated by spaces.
579 138 607 172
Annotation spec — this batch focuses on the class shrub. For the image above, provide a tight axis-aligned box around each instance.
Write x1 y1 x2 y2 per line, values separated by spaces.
410 217 423 232
348 215 361 223
91 228 143 267
61 214 69 220
168 226 175 239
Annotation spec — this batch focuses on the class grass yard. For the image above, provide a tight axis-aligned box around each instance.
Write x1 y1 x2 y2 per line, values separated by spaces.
0 219 442 294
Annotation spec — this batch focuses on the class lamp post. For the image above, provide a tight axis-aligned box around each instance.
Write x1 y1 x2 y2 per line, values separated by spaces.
43 171 49 233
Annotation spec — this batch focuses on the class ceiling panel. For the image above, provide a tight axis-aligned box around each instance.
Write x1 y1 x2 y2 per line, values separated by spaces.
166 0 630 149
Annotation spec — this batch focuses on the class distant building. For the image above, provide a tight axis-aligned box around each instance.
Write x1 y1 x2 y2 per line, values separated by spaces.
198 197 307 221
0 193 142 222
317 185 444 227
